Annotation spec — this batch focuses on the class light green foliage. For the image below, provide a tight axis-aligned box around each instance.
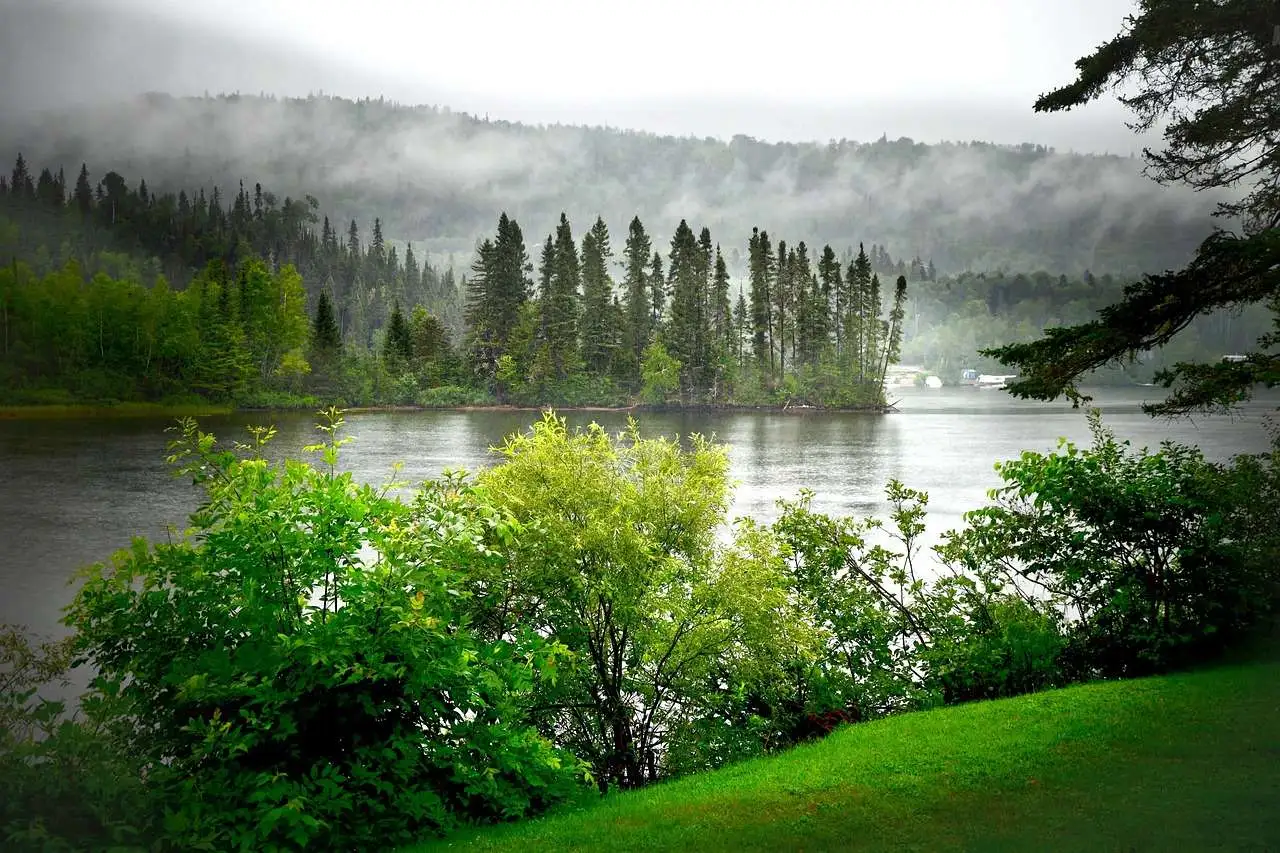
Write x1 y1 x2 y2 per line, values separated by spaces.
639 340 680 405
471 413 813 790
62 410 588 850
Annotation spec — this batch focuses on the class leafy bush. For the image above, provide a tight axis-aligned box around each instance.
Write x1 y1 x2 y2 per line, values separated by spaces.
1 627 155 853
772 483 937 723
418 384 496 407
233 388 322 409
468 413 814 791
941 410 1279 677
63 410 589 850
922 595 1066 703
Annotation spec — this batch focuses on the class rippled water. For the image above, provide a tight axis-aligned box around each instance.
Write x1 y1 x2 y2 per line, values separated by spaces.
2 387 1275 643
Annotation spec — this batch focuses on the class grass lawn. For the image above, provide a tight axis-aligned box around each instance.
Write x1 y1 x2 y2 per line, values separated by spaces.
407 659 1280 852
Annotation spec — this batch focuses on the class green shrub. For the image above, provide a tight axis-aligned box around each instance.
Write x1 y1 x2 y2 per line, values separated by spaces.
942 410 1279 678
1 627 155 853
63 410 589 850
418 384 496 407
922 596 1066 703
233 389 322 409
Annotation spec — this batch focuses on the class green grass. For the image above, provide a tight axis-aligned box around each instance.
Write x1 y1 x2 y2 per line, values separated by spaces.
0 401 234 419
408 660 1280 853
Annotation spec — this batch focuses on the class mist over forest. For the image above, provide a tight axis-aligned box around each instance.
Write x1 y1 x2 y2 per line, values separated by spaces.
1 91 1225 277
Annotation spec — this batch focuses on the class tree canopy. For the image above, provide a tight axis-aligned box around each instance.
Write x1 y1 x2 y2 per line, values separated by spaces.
985 0 1280 415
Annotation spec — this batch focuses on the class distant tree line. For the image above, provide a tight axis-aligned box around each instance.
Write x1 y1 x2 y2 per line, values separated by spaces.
1 153 920 408
10 151 1244 409
460 210 909 406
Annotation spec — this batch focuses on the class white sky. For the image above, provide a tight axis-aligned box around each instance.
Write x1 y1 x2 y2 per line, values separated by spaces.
5 0 1152 150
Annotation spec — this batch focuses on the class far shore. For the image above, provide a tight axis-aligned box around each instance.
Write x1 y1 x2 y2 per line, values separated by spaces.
0 400 898 421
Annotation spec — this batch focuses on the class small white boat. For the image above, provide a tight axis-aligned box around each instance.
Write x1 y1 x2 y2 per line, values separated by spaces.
975 374 1017 389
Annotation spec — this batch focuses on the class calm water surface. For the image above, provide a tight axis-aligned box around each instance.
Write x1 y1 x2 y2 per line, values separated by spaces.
2 387 1275 643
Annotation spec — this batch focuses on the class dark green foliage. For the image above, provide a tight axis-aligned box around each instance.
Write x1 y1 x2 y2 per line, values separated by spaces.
620 216 652 380
1 627 155 852
988 230 1280 414
310 289 341 353
3 406 1278 850
579 217 616 376
986 0 1280 415
540 214 581 380
383 300 413 367
941 411 1280 677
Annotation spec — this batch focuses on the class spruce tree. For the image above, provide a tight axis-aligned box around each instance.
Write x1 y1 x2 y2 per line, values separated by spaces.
312 290 342 353
664 220 703 400
621 215 652 375
9 153 33 201
648 251 665 329
403 243 421 304
748 228 775 377
544 213 581 379
72 164 93 218
773 241 790 379
847 244 873 379
382 301 412 368
818 245 843 358
579 216 615 375
465 237 498 374
711 247 732 353
493 213 531 348
733 290 749 367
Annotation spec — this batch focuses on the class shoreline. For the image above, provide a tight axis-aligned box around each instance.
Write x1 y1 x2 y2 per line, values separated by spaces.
0 400 898 421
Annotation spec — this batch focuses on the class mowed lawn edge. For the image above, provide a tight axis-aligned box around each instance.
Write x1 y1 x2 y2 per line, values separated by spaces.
406 659 1280 853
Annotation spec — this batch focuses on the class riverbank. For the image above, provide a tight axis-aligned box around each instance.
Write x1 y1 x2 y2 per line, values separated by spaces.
0 401 236 420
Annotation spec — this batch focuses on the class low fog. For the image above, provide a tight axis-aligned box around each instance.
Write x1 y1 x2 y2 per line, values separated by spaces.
0 0 1227 274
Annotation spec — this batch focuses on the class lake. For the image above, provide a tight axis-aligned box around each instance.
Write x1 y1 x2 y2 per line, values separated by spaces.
2 387 1276 646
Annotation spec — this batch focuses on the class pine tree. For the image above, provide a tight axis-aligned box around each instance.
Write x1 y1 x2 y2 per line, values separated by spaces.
621 215 652 376
847 243 873 379
733 290 749 367
711 247 732 346
35 168 62 207
648 251 665 329
73 163 94 218
404 243 421 305
544 213 581 379
368 217 386 280
579 216 615 375
748 228 775 377
465 237 499 374
9 153 33 201
876 275 909 394
819 245 843 357
866 272 884 384
773 240 790 378
664 220 703 400
312 290 342 353
382 300 412 368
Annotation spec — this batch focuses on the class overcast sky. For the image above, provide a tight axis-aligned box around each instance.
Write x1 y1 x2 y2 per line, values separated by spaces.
1 0 1153 152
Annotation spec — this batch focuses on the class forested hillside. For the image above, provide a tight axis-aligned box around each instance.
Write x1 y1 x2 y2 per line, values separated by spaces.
0 93 1224 276
3 148 1260 411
